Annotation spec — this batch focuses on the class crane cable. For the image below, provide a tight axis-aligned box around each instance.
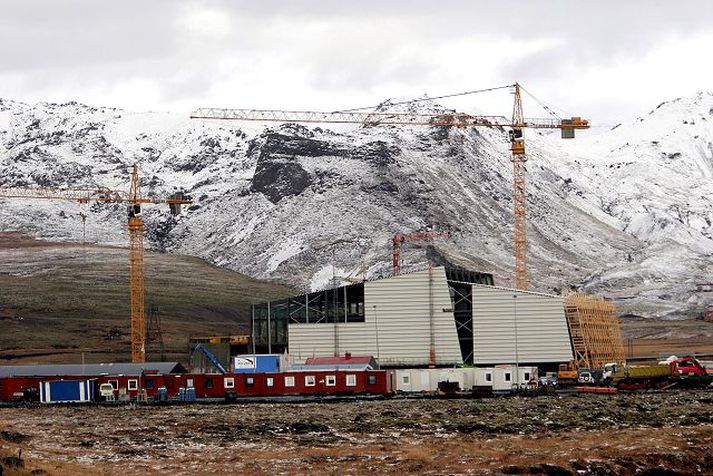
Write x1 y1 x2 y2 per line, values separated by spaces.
518 84 562 120
333 84 515 113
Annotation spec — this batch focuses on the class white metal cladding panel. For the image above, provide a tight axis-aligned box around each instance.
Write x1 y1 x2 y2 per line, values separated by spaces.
288 267 462 366
472 285 573 365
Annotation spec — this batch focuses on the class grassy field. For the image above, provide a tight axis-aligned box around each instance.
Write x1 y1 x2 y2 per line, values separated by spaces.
0 233 295 364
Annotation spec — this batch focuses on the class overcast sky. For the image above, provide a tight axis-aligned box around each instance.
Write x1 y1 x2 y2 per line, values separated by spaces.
2 1 712 130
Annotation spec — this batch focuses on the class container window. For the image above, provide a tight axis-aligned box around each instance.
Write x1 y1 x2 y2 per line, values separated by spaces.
305 375 316 387
127 379 138 391
146 379 155 390
109 380 118 390
368 375 377 385
402 375 410 385
267 377 274 387
245 377 254 386
186 378 194 388
206 378 214 389
224 377 235 389
285 376 295 387
485 372 492 382
523 372 530 382
326 375 336 386
346 374 357 387
505 372 511 382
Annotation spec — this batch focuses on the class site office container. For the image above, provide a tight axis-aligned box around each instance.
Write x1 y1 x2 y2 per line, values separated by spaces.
492 365 538 391
95 374 190 400
232 354 287 373
40 379 95 403
395 368 475 393
0 375 96 401
230 370 392 397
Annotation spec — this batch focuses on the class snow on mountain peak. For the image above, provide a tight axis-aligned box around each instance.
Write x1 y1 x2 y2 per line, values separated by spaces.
0 93 711 319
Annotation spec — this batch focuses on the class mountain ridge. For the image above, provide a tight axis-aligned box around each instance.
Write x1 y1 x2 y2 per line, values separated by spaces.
0 93 711 319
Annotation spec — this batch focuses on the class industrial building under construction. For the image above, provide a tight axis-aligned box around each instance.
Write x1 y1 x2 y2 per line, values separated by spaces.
249 266 625 371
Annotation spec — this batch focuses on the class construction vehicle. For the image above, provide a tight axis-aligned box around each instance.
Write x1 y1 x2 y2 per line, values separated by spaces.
193 343 228 374
556 361 579 386
0 163 191 363
392 231 449 275
191 82 590 290
602 357 710 389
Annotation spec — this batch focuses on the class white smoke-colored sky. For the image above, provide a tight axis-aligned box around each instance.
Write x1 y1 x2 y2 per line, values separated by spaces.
2 1 712 130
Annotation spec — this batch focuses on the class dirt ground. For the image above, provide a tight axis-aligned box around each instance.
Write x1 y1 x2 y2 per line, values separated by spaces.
1 392 712 475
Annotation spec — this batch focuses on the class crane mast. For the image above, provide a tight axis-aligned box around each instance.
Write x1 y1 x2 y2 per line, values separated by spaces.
192 83 589 289
128 164 146 363
392 231 449 275
510 83 528 290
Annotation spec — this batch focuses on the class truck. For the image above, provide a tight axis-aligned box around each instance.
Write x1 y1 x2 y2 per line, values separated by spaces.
604 357 711 389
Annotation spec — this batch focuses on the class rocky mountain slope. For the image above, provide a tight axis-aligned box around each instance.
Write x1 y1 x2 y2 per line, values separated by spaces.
0 94 711 319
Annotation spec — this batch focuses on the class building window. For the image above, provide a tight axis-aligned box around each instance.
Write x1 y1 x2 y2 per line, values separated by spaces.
402 375 410 385
305 375 316 387
145 379 155 390
485 372 492 383
285 376 295 387
523 372 530 382
505 372 512 382
267 377 274 387
368 375 377 385
224 377 235 389
245 377 254 386
109 380 118 390
326 375 336 386
127 379 138 391
346 374 357 387
186 378 194 388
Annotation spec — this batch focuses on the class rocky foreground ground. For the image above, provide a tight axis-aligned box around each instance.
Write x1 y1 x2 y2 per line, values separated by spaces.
1 391 712 475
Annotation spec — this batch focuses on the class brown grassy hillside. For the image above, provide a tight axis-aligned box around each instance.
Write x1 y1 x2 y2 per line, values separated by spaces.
0 233 295 364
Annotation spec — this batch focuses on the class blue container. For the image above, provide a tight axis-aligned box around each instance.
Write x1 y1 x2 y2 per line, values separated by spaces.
40 380 95 403
232 354 282 373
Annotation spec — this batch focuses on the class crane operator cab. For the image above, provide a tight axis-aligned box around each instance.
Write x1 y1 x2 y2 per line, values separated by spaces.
128 203 141 218
168 192 188 215
509 128 525 155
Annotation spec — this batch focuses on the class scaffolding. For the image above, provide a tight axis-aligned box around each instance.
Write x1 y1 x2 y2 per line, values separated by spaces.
564 293 626 369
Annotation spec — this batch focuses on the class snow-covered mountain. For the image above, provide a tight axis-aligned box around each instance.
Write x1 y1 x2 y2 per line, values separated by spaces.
0 94 711 319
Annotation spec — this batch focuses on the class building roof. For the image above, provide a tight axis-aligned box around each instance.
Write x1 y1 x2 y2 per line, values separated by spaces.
290 363 372 372
0 362 185 378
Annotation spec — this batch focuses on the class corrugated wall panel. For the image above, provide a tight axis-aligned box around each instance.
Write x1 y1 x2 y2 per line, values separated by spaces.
289 267 462 366
472 285 573 364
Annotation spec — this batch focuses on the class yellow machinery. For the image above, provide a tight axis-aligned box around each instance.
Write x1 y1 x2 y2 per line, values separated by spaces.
0 163 191 362
191 82 589 289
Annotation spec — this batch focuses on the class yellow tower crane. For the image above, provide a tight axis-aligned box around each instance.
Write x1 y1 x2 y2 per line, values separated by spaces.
190 83 589 289
0 163 191 362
